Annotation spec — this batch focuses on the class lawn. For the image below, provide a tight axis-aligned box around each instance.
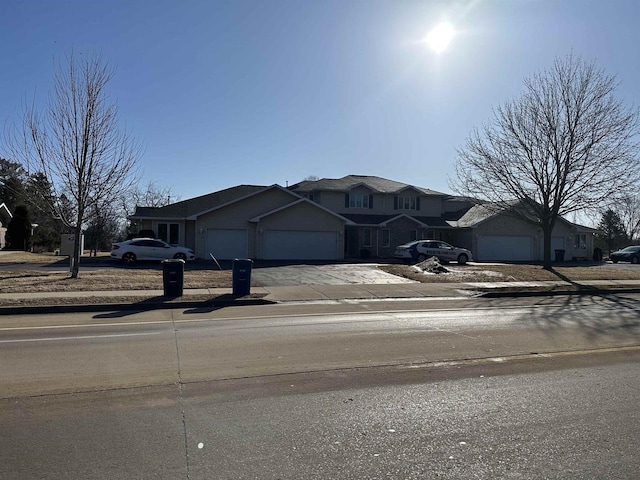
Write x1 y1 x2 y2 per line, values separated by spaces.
381 262 640 283
0 252 230 294
1 252 640 296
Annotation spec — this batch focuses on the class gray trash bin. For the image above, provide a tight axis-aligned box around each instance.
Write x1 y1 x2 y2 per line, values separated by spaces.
554 249 565 262
232 258 253 296
162 259 184 297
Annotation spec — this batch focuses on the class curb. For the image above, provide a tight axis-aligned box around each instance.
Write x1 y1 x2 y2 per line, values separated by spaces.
1 287 639 316
478 287 640 298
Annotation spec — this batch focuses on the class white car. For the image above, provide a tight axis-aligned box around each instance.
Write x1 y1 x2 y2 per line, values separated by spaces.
111 238 196 264
393 240 472 265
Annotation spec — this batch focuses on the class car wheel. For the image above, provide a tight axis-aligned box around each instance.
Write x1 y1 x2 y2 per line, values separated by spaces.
458 253 468 265
174 253 187 261
612 259 619 263
122 252 136 264
416 254 427 263
632 256 639 264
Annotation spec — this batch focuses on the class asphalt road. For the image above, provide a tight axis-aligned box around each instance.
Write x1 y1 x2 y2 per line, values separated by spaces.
2 295 640 478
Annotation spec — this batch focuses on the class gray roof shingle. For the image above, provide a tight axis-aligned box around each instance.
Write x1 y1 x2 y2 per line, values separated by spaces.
289 175 447 196
131 185 267 219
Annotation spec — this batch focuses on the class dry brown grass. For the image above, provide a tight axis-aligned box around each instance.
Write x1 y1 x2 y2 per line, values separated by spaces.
380 263 640 283
0 251 231 293
0 269 231 293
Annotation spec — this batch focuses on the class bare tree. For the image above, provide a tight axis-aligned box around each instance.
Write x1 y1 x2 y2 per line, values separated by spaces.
124 181 180 212
452 54 640 269
618 194 640 244
119 181 179 237
5 53 141 277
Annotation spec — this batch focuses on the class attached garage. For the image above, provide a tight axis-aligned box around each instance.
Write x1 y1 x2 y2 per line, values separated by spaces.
477 235 533 261
206 229 248 260
263 231 338 260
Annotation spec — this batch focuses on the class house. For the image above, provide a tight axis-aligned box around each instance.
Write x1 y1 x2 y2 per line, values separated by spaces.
288 175 471 258
129 175 597 262
447 202 598 261
0 203 12 250
130 184 351 261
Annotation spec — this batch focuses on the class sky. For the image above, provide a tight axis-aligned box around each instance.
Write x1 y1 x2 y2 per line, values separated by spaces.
1 0 640 203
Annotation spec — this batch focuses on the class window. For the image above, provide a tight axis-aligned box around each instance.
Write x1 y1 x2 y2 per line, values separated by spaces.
382 229 390 247
346 194 372 209
158 223 180 245
303 193 314 202
394 195 420 210
574 234 587 249
410 230 417 241
427 230 435 239
363 228 372 247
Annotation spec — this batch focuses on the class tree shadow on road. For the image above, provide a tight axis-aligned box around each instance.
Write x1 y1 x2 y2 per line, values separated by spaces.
493 292 640 340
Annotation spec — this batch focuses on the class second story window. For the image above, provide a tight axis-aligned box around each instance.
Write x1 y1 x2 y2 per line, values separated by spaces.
395 195 420 210
345 193 373 209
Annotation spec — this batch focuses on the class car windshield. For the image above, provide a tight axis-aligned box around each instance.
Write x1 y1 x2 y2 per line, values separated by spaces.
621 246 640 252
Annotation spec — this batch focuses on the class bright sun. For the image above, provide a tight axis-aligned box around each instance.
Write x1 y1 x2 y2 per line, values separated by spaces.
426 22 455 54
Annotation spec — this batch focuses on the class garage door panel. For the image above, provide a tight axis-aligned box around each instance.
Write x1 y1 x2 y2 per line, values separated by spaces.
206 229 248 260
264 231 337 260
477 235 532 261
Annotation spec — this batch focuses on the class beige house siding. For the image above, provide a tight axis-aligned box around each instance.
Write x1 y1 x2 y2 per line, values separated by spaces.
196 188 294 228
254 202 345 259
473 215 592 261
184 220 196 251
320 189 444 217
193 189 295 258
318 191 348 213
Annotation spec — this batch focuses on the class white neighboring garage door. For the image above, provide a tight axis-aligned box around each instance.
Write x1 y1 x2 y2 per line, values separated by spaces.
264 231 337 260
477 235 533 261
206 229 248 260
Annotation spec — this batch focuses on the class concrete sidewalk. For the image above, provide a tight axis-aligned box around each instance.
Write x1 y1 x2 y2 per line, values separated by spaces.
1 279 640 315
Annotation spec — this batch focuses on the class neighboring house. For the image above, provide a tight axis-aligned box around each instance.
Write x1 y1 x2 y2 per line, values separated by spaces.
128 175 597 262
130 184 351 261
0 203 13 250
447 202 598 261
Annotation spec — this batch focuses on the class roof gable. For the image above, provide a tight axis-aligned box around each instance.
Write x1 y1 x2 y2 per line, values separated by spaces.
130 185 266 219
249 198 353 224
0 203 12 225
188 184 302 219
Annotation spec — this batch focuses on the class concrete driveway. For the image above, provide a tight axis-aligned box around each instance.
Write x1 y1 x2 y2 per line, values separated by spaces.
251 263 415 286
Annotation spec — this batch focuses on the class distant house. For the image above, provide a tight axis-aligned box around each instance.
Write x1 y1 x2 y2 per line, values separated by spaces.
128 175 597 262
0 203 13 250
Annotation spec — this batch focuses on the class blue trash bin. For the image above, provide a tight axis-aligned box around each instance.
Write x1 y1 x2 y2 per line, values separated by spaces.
232 258 252 296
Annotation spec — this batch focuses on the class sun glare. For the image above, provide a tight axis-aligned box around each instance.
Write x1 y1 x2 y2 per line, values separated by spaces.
426 22 455 54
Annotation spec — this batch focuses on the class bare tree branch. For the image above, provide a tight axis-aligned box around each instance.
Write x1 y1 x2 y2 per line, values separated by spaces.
451 54 640 268
4 52 141 278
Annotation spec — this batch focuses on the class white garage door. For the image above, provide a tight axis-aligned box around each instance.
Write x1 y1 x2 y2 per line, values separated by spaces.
264 231 337 260
477 235 533 261
206 229 248 260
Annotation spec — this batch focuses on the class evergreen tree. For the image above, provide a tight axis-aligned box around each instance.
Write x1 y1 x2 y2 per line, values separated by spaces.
5 205 32 251
26 172 65 251
0 158 27 211
595 209 626 255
